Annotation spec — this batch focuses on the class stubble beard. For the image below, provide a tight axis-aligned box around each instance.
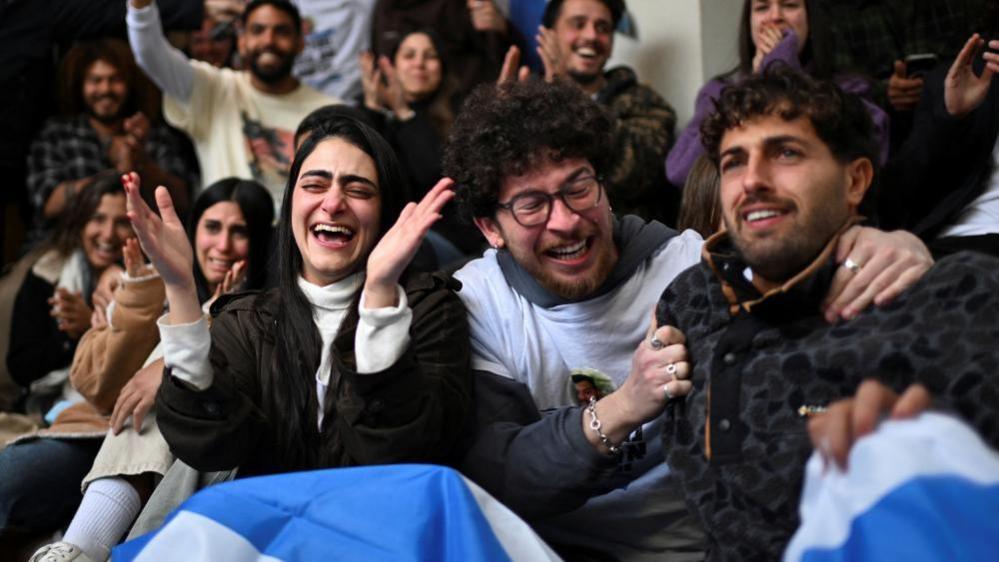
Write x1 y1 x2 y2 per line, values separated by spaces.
510 238 617 301
727 206 848 285
249 50 295 84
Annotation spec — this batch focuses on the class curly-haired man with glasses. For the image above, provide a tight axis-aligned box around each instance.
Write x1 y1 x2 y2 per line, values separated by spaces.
444 77 935 561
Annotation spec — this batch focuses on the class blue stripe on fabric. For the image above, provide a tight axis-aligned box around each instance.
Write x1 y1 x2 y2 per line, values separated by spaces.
801 476 999 562
119 465 512 562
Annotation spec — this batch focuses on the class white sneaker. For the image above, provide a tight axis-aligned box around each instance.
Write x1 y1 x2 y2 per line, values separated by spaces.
29 541 95 562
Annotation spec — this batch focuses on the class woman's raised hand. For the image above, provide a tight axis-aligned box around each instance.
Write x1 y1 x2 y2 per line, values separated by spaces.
362 178 455 308
123 172 201 324
753 23 785 73
945 34 997 118
205 259 247 310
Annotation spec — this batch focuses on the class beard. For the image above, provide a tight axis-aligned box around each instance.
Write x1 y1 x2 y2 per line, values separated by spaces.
247 48 296 84
725 196 849 284
85 95 126 125
507 237 617 301
568 68 602 86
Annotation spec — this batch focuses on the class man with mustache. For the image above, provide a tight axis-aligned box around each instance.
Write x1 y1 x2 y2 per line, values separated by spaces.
502 0 678 224
127 0 337 207
657 65 999 560
26 39 189 245
444 78 934 561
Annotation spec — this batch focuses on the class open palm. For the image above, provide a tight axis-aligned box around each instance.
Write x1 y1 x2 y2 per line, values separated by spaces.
123 172 194 292
945 34 996 118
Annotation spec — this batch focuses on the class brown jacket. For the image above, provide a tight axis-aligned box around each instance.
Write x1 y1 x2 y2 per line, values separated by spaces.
31 273 165 439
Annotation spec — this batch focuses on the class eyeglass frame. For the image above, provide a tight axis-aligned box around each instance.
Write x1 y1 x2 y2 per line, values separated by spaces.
494 173 605 227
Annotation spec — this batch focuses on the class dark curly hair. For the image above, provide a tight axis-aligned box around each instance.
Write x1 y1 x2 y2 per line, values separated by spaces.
58 38 159 120
701 64 878 168
442 78 613 220
542 0 626 28
702 65 879 217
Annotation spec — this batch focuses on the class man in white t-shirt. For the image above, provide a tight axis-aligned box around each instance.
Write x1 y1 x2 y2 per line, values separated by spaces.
127 0 338 206
442 78 935 561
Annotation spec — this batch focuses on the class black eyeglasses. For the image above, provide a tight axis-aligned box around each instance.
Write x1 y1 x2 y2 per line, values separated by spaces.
496 175 604 227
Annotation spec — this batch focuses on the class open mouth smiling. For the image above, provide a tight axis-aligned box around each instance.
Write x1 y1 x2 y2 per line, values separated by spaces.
311 223 355 246
543 238 591 261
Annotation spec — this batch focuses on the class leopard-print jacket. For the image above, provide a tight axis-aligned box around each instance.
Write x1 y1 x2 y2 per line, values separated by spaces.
657 237 999 561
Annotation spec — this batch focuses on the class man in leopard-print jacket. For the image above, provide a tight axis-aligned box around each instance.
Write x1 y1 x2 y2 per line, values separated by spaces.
656 66 999 561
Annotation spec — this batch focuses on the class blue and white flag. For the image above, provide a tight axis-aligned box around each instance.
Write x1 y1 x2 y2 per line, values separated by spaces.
114 464 561 562
784 413 999 562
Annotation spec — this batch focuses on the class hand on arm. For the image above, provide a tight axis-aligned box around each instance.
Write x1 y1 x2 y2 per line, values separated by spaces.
123 172 201 324
582 310 692 455
822 227 933 323
363 178 454 309
944 34 997 118
888 60 925 112
110 357 165 434
808 380 931 470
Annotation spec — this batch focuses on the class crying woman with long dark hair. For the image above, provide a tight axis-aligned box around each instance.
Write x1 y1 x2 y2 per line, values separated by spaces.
123 116 470 475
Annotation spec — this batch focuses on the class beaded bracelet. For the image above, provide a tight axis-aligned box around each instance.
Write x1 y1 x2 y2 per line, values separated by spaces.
586 397 621 455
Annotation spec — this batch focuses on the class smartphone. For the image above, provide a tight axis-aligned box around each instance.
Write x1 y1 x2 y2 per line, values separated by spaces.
904 53 940 78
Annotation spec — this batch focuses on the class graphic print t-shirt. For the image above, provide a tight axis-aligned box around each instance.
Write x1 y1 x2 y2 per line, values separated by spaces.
164 61 338 208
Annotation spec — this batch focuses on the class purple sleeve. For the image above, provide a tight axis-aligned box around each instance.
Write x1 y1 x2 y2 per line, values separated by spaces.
666 79 725 187
666 30 802 188
761 30 802 72
838 76 891 165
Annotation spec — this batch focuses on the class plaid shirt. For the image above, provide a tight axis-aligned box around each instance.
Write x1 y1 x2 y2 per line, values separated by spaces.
26 114 189 215
826 0 985 80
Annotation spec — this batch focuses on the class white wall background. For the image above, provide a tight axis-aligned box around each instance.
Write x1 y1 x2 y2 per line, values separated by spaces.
606 0 741 127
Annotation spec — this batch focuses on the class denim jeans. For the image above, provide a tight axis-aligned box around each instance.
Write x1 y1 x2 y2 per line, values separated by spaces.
0 437 101 532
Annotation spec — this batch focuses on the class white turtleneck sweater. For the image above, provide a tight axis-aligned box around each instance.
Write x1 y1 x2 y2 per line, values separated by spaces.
158 274 412 426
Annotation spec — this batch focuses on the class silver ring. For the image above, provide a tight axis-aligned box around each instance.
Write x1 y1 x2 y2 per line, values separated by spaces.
663 383 674 401
649 336 663 350
665 362 677 376
843 257 861 274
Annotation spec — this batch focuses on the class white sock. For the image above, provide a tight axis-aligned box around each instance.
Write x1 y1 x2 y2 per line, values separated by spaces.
63 477 142 562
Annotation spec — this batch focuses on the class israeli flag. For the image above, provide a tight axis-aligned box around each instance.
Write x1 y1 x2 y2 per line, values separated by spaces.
784 413 999 562
115 464 561 561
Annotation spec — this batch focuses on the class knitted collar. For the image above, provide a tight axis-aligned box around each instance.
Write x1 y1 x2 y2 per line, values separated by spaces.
297 272 364 313
702 218 859 318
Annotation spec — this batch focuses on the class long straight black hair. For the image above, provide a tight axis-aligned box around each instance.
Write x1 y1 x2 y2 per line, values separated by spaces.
265 116 409 469
735 0 834 80
187 177 274 303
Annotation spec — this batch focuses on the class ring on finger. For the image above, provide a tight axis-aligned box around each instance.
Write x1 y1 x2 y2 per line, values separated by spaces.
649 336 663 350
665 362 677 376
843 257 862 274
663 383 674 401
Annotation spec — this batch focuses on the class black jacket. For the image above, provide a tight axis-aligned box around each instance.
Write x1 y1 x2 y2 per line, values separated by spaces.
880 61 999 240
157 272 471 476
